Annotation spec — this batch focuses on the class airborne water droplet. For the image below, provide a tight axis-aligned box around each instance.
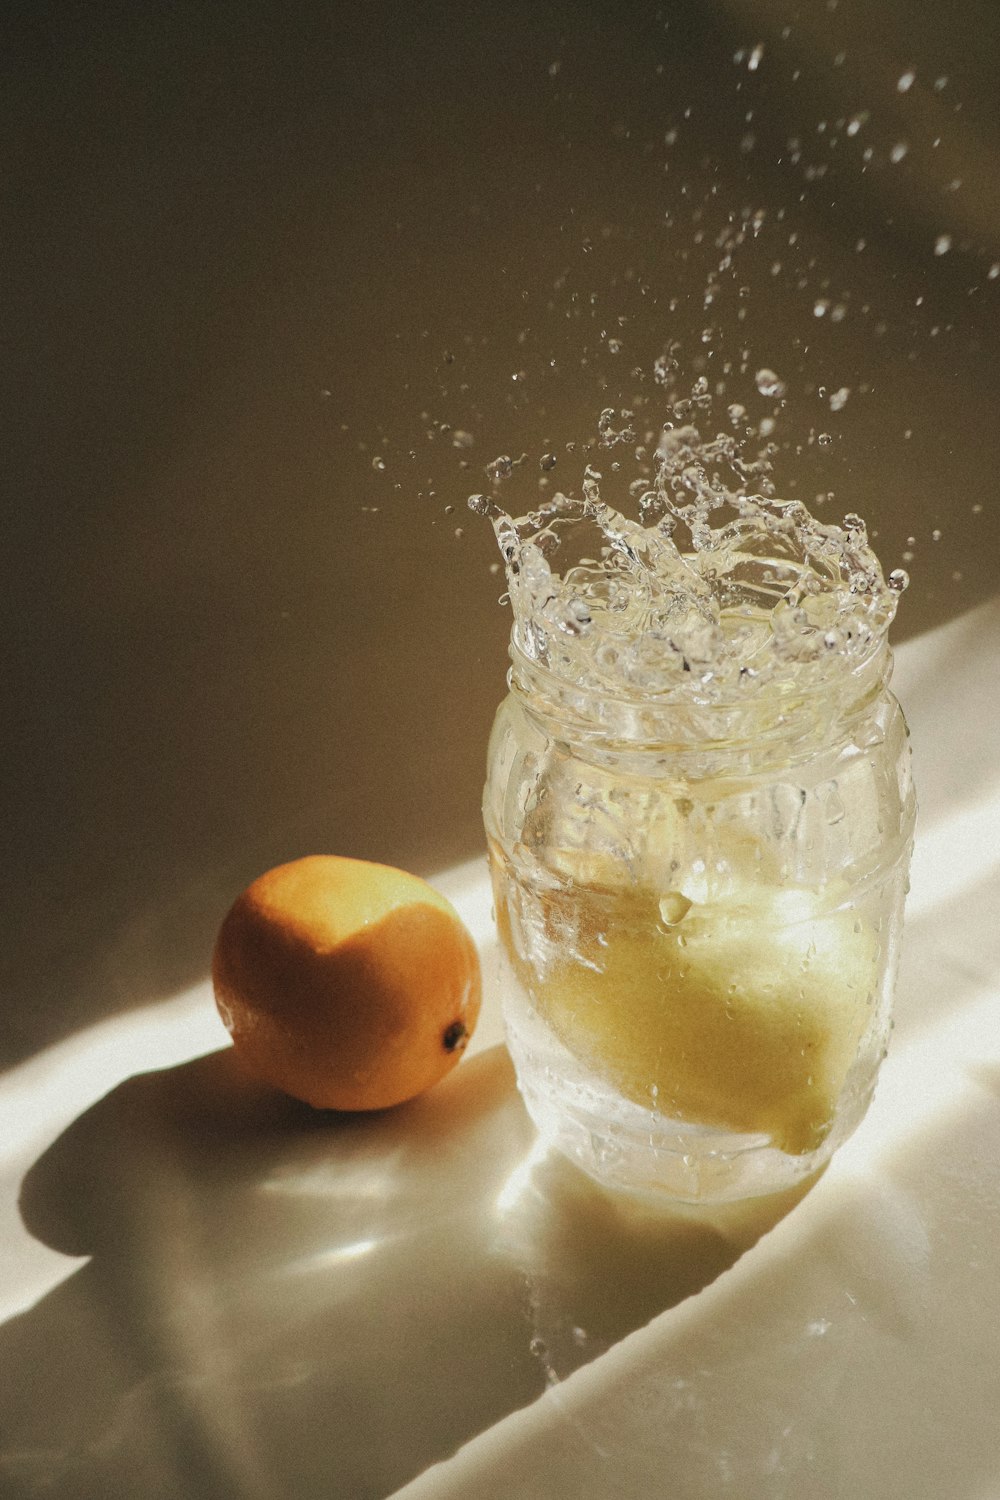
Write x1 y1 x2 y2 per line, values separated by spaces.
755 368 786 398
486 454 514 482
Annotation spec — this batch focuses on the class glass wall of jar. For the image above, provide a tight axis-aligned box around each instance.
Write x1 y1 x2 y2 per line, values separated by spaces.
484 635 915 1203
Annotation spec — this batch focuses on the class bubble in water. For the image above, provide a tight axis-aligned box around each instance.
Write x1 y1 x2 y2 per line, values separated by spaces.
934 234 952 256
755 368 786 398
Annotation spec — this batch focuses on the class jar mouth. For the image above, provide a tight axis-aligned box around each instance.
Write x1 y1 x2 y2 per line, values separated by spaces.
508 629 892 757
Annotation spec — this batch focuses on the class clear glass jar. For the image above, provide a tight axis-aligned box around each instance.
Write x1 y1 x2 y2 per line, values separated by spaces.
484 633 915 1203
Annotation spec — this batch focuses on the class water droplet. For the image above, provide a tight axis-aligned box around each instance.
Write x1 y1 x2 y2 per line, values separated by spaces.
539 452 557 471
890 142 909 163
658 891 693 926
371 456 386 472
822 782 847 825
829 387 850 411
755 367 786 398
897 70 915 92
888 568 910 592
747 43 764 70
988 263 1000 280
452 429 474 449
813 299 830 318
486 454 514 482
934 234 952 256
817 432 833 446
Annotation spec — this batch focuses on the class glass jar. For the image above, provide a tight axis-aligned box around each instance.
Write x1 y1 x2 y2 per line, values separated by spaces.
483 632 915 1203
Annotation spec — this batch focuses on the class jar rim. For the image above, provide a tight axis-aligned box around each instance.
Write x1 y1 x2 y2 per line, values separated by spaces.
508 628 892 757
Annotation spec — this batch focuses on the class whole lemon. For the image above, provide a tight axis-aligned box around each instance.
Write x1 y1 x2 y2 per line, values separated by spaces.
212 856 481 1110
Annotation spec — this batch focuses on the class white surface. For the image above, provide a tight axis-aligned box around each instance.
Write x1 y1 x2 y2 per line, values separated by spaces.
1 600 999 1499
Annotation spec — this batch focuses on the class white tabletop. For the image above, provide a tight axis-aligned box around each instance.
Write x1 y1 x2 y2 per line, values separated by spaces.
2 597 998 1500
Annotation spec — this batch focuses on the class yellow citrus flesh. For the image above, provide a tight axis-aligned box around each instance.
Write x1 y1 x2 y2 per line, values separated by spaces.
522 882 877 1156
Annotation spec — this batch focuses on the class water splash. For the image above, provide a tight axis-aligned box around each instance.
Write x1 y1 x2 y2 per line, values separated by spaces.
470 382 903 714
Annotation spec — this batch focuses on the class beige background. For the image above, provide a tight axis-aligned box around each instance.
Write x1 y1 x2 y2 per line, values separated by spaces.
4 0 999 1070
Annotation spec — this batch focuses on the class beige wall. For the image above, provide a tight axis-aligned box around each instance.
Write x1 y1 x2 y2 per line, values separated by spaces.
4 0 998 1067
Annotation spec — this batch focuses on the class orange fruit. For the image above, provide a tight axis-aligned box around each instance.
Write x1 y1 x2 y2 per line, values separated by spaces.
212 855 481 1110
